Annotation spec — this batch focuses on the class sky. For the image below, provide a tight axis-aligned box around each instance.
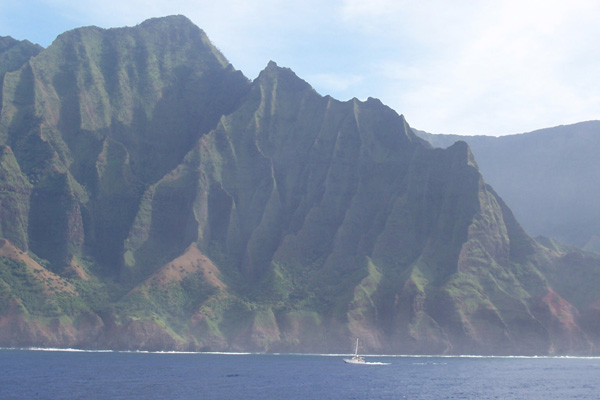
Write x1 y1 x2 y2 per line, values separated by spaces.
1 0 600 136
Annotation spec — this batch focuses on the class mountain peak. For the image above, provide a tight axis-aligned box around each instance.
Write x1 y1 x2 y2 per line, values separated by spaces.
256 60 313 93
138 14 195 27
134 15 211 39
46 14 231 72
0 35 43 77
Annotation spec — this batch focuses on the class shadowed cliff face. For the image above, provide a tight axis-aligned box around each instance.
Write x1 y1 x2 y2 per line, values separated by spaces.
1 16 600 355
0 36 43 118
415 122 600 251
0 16 250 269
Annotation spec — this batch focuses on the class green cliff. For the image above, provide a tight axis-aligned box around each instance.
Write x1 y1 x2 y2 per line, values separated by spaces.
0 16 599 355
415 122 600 251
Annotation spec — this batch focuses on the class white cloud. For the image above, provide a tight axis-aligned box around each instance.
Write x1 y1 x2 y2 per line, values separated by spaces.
339 0 600 135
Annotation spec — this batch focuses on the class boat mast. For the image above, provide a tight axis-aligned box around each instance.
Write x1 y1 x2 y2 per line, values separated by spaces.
355 338 359 357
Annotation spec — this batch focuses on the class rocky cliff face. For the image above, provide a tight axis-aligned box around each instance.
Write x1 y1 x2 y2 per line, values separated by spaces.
1 16 600 355
415 122 600 252
0 36 42 116
1 16 250 270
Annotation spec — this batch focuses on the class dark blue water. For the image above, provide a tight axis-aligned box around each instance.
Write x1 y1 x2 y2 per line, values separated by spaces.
1 350 600 399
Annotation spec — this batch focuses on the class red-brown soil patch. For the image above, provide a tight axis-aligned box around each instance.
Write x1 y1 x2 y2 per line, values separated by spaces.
541 287 577 329
144 244 226 289
0 239 76 294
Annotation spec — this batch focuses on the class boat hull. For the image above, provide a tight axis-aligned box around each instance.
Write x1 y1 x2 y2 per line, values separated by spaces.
343 358 365 364
343 358 390 366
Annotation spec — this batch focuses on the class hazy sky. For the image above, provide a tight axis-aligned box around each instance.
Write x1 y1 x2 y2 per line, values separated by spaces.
2 0 599 136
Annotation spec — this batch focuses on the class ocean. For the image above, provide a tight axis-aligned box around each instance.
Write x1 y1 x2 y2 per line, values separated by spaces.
1 349 599 399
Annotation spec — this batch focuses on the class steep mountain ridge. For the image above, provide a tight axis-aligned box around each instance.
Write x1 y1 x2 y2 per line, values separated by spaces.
0 36 43 117
0 16 600 354
0 15 250 271
415 121 600 251
0 36 43 75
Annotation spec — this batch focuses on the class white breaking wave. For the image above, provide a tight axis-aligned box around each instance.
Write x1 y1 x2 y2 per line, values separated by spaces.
2 347 600 359
8 347 114 353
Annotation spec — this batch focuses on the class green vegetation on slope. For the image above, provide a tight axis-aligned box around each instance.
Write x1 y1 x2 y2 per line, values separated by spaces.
0 17 600 355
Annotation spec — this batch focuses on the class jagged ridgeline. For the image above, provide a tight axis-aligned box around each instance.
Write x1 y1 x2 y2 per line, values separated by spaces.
415 122 600 252
1 16 600 354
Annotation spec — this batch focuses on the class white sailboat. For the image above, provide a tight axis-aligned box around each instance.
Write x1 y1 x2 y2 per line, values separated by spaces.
343 338 390 365
344 338 365 364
